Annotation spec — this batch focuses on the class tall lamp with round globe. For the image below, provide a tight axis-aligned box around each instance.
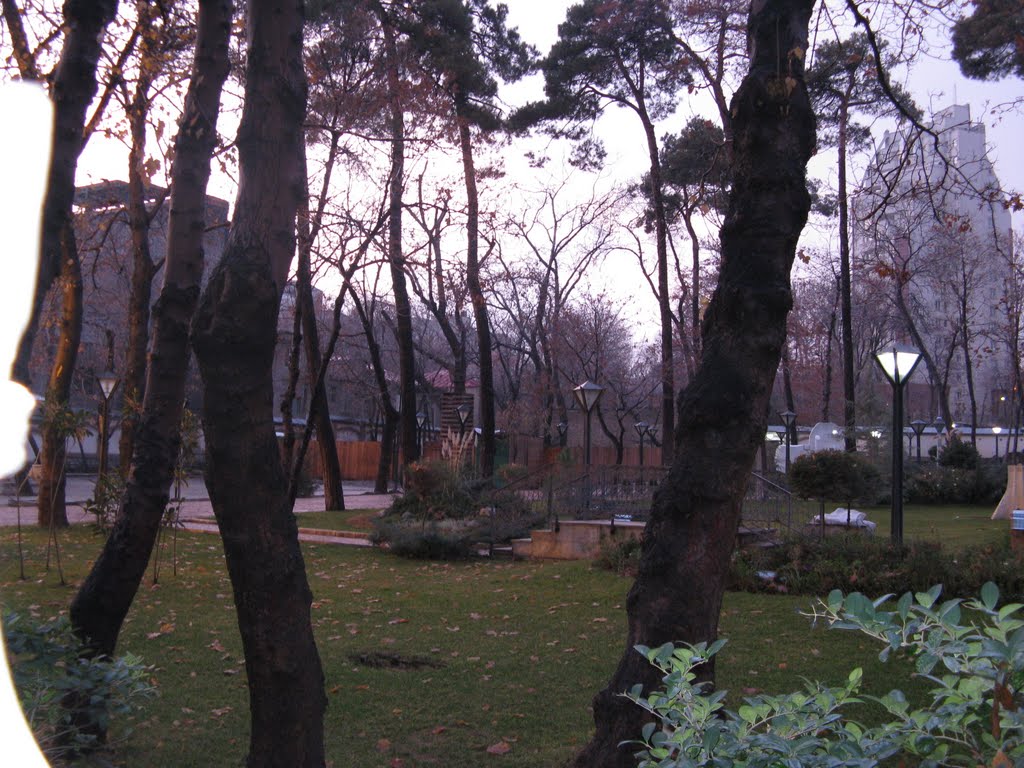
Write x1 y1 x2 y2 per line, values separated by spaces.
874 343 922 545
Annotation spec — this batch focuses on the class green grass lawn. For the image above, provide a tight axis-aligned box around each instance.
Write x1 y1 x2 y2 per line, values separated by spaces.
295 508 382 532
791 499 1008 548
1 525 939 768
865 503 1006 548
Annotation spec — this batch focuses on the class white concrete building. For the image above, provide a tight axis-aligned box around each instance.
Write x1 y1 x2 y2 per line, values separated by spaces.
854 104 1015 426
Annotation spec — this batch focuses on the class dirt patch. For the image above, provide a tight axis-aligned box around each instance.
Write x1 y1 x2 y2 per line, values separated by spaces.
347 651 445 670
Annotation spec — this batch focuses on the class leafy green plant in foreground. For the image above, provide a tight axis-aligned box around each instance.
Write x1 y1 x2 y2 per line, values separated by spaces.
626 583 1023 767
3 611 156 764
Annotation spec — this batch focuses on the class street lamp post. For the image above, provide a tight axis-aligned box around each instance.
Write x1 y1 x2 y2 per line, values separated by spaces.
456 403 471 437
634 421 649 467
993 426 1003 459
416 411 427 460
96 370 119 490
910 420 927 462
573 380 605 468
780 410 797 474
646 425 658 465
875 343 923 545
932 416 945 464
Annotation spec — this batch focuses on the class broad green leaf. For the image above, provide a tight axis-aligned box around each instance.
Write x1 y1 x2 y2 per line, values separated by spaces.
915 652 938 675
981 581 999 610
896 592 913 620
826 589 844 611
998 603 1023 620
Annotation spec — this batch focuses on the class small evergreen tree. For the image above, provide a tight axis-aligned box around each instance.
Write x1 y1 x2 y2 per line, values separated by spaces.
790 450 881 534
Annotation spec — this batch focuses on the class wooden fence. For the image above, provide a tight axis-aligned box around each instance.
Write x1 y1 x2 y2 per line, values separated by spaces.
298 437 665 482
303 440 381 481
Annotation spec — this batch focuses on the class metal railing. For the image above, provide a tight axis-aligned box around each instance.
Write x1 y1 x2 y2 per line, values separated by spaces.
500 463 810 539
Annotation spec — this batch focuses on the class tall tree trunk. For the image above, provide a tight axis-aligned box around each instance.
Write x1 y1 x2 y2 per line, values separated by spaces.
383 22 418 467
641 115 675 464
37 224 83 528
191 1 325 764
70 0 232 659
458 115 496 477
822 282 839 421
11 0 119 390
297 149 344 511
837 107 856 452
571 2 816 765
349 285 398 494
119 7 161 474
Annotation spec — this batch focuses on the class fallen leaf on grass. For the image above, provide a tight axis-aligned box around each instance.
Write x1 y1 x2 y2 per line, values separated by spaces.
376 738 391 753
431 725 447 735
211 707 232 718
487 741 512 755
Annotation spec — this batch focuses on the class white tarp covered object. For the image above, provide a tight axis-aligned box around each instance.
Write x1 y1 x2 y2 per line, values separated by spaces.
810 507 877 532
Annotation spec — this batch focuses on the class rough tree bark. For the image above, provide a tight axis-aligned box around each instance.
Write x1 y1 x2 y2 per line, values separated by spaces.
458 115 496 477
296 147 345 511
70 0 232 659
37 223 83 528
349 287 399 493
119 0 163 473
838 105 857 451
190 0 326 764
11 0 118 526
382 20 419 467
10 0 119 389
639 110 676 465
570 2 816 766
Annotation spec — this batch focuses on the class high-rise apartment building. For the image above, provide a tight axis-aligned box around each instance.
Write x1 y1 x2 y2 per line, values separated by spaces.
854 104 1015 426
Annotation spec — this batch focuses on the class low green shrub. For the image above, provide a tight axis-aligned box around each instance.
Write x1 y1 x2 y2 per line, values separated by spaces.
626 583 1024 768
789 450 882 508
3 611 156 764
594 536 643 576
729 534 1024 599
939 434 980 469
388 461 476 521
903 462 1005 505
82 472 125 532
371 518 477 559
376 461 544 558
